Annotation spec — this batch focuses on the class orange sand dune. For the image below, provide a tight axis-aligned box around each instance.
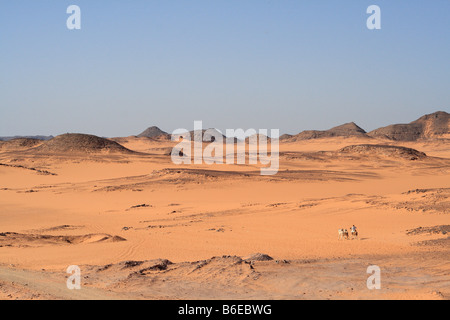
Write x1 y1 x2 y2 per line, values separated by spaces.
0 136 449 300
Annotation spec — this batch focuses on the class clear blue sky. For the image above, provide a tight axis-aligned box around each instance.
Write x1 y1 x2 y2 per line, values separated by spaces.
1 0 449 137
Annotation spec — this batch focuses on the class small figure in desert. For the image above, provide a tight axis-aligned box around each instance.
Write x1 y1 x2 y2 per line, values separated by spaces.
350 225 358 240
338 228 349 240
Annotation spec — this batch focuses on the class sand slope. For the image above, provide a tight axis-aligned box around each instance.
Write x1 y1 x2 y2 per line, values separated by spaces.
0 131 449 300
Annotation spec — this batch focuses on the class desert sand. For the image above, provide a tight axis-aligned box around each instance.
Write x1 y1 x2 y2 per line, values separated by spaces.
0 114 449 300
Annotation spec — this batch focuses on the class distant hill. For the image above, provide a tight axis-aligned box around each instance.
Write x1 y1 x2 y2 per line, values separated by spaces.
279 134 293 140
368 111 449 141
285 122 369 142
4 111 448 144
245 133 272 143
189 129 240 144
339 144 427 160
137 126 169 139
0 135 53 141
32 134 135 154
0 138 43 151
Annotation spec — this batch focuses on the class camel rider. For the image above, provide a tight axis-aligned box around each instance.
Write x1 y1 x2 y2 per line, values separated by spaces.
351 225 357 233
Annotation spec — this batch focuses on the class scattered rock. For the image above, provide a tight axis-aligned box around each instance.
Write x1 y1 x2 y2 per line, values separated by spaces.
243 253 274 262
339 144 427 159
